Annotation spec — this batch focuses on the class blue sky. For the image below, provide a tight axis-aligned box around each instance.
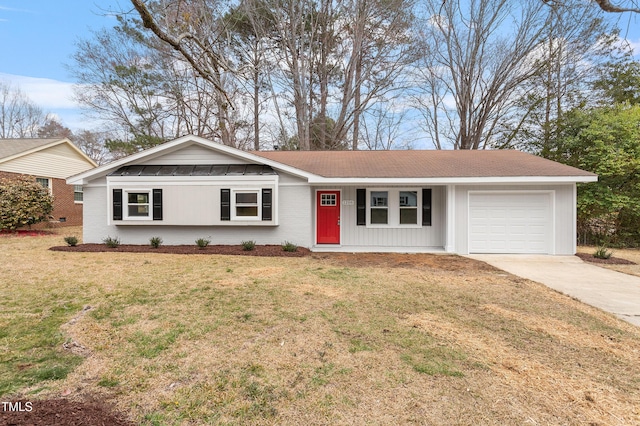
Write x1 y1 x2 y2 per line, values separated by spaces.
0 1 639 133
0 1 124 129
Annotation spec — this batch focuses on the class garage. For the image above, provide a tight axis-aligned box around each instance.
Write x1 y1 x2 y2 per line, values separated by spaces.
468 192 553 254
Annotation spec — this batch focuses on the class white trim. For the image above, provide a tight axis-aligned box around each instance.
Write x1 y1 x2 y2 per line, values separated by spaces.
123 189 153 221
231 188 261 221
314 189 342 246
107 175 278 186
467 190 555 255
445 185 456 253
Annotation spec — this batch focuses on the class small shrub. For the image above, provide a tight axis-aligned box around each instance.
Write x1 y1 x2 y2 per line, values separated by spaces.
593 245 613 260
282 241 298 252
150 236 163 248
241 240 256 251
64 236 78 247
103 236 120 248
195 237 211 249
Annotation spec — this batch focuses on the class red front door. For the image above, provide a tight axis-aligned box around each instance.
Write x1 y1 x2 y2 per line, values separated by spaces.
317 191 340 244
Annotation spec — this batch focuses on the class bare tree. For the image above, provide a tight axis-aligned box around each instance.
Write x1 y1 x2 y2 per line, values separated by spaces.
494 0 621 151
129 0 239 146
0 82 47 138
544 0 640 13
243 0 417 150
73 129 115 165
415 0 560 149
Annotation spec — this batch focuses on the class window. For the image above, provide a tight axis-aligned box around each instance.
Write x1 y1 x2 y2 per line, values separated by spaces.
222 188 275 222
370 191 388 224
74 185 83 202
363 189 424 227
113 189 162 221
399 191 418 224
235 191 259 218
127 192 150 218
321 193 337 206
36 177 51 192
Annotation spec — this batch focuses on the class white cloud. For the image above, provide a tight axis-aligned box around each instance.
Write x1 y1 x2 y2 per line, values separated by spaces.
628 38 640 57
0 73 77 109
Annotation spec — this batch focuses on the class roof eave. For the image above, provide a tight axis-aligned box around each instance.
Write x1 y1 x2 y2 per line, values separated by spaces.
306 175 598 185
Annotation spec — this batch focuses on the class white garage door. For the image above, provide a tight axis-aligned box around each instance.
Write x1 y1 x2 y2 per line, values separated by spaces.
469 192 552 254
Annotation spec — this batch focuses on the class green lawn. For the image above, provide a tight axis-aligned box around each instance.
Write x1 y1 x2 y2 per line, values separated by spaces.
2 228 640 425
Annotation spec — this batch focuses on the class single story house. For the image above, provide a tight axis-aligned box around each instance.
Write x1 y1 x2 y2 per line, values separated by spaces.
67 135 597 254
0 138 97 226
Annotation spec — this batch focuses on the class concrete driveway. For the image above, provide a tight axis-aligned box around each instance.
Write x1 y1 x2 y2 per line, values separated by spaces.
468 255 640 327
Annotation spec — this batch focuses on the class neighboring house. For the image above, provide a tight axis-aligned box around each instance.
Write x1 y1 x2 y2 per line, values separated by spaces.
0 138 98 226
67 135 597 254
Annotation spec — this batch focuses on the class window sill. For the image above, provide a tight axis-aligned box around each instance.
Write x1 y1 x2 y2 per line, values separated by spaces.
366 224 423 229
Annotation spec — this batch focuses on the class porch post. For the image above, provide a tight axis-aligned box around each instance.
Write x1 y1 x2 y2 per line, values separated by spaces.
445 185 456 253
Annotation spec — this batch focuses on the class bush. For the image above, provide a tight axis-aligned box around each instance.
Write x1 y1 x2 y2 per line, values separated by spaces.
282 241 298 252
150 236 163 248
195 237 211 249
593 245 613 260
0 175 54 230
64 236 78 247
241 240 256 251
103 236 121 248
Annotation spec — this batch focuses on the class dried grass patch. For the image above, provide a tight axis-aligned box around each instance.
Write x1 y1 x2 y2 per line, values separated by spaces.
3 230 640 424
406 311 640 425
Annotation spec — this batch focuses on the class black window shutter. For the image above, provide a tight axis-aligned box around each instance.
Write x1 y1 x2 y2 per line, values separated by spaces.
113 189 123 221
152 189 163 221
422 188 432 226
221 189 231 221
262 188 272 221
356 189 366 226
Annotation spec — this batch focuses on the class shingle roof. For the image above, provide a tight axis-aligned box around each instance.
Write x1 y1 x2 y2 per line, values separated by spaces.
0 138 62 160
252 149 595 178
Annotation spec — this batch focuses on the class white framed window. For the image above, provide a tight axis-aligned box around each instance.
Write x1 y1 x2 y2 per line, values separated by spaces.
321 193 337 206
125 190 151 219
232 189 260 220
399 191 418 225
370 191 389 224
74 185 83 203
36 177 52 193
367 189 421 227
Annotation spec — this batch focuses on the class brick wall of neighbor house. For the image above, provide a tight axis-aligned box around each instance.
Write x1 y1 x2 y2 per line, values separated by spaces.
0 171 83 226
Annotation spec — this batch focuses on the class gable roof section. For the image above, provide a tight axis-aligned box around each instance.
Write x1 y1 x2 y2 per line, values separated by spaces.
67 135 316 185
253 150 596 180
0 139 55 160
0 138 97 167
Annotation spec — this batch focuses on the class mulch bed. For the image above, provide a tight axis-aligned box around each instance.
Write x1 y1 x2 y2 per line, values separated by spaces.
50 243 310 257
0 398 135 426
575 252 636 265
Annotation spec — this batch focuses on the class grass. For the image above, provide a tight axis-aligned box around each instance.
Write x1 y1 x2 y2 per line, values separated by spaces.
1 228 640 425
